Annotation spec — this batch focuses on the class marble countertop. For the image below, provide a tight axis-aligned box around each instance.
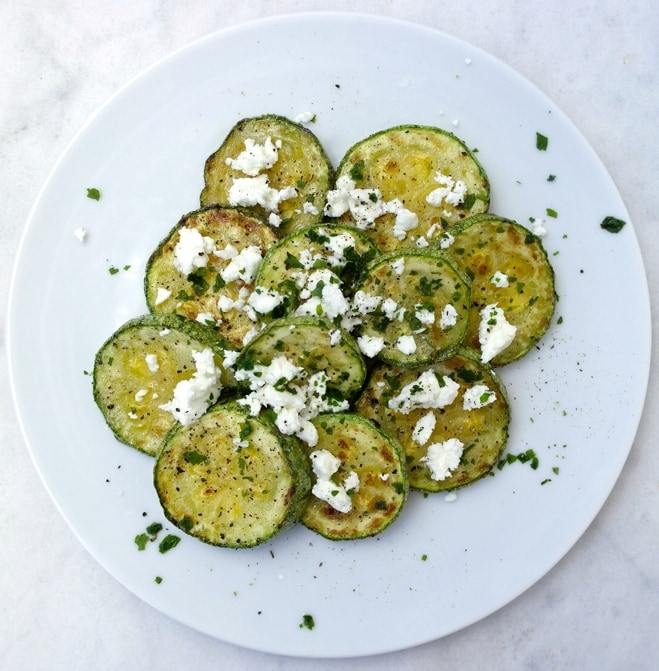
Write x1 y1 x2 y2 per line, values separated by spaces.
2 1 658 669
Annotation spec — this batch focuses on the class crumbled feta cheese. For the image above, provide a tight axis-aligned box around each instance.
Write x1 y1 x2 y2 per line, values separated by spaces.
220 245 263 284
235 356 348 446
134 389 148 402
268 212 282 227
420 438 464 480
439 304 458 329
328 329 342 346
412 411 437 446
247 287 285 314
322 230 358 267
296 269 350 320
389 369 460 414
158 349 223 426
463 384 497 410
444 491 458 502
381 298 400 320
173 227 216 275
309 449 359 513
391 257 406 275
74 227 87 242
438 232 455 249
225 137 281 176
222 349 239 369
324 175 417 238
490 271 509 288
158 329 170 336
416 236 430 248
356 334 386 358
154 287 171 306
478 303 517 363
196 312 216 325
228 174 296 212
293 110 316 123
531 218 547 237
352 290 383 315
145 354 159 372
302 201 319 216
426 172 467 208
213 243 238 261
396 335 417 355
415 306 435 325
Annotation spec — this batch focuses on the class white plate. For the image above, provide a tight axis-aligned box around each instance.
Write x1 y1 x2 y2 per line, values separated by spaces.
7 13 651 658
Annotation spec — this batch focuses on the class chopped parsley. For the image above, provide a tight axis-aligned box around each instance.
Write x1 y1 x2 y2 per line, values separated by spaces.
158 534 181 554
86 187 101 200
535 132 549 151
600 216 626 233
299 614 315 630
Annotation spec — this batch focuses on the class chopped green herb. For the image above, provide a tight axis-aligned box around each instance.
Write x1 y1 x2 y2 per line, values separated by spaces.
146 522 163 537
547 174 556 182
600 216 626 233
154 576 163 584
546 208 558 218
134 533 149 551
536 132 549 151
349 159 365 181
108 266 119 275
86 187 101 200
184 450 209 465
421 554 428 561
299 614 315 630
158 534 181 554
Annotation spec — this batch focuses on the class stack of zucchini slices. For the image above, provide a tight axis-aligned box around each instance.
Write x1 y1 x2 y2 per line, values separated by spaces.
93 115 556 548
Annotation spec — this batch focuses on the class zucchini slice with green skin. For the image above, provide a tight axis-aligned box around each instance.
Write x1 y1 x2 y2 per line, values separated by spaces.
93 314 236 457
144 205 278 349
301 413 408 541
446 213 557 366
200 114 333 236
253 224 379 321
355 347 510 492
235 316 366 401
154 402 311 548
330 124 489 252
353 249 471 366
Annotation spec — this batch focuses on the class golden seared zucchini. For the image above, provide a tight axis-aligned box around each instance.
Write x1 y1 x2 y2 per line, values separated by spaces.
154 402 311 548
356 348 509 492
445 214 557 365
327 125 489 251
301 413 408 540
253 224 379 323
93 314 235 456
200 114 333 236
144 205 278 349
352 249 471 366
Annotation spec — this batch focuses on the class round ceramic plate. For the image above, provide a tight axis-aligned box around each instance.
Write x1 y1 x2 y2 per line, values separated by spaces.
7 13 651 658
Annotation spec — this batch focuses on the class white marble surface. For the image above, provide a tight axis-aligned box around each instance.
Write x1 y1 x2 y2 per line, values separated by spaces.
2 1 658 669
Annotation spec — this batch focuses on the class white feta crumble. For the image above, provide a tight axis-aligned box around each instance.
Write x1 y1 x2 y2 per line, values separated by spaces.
296 269 350 320
268 212 282 227
324 175 418 238
158 329 170 336
381 298 400 320
196 312 216 326
158 349 223 426
309 449 359 513
220 245 263 284
228 174 296 212
247 287 285 314
388 369 460 414
154 287 172 306
213 243 238 261
416 236 430 248
478 303 517 363
73 227 87 242
426 172 468 208
391 257 406 275
293 110 316 123
356 334 385 358
491 271 509 288
414 306 435 325
531 218 547 237
444 491 458 502
302 201 319 216
352 290 383 315
396 335 417 355
322 230 358 267
412 411 437 446
438 232 455 249
328 329 342 346
420 438 464 481
439 304 458 329
134 389 148 402
222 349 240 369
463 384 497 410
173 227 216 275
145 353 159 372
225 137 281 176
